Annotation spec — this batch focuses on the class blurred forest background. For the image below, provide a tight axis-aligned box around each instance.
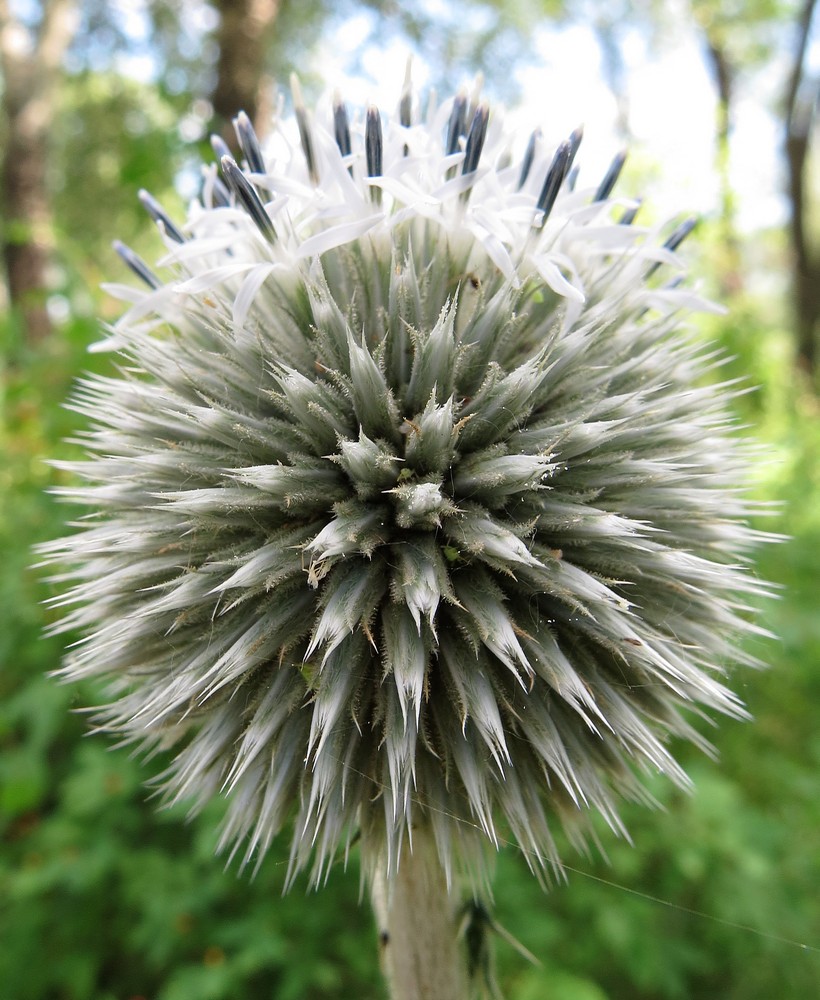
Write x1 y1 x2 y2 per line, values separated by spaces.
1 1 819 998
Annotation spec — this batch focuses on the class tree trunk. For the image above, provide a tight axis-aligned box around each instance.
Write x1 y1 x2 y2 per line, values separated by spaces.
703 36 744 295
370 825 468 1000
2 127 51 342
784 0 819 377
0 0 76 344
211 0 281 143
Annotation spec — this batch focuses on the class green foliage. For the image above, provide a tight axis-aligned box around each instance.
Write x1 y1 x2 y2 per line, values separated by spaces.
52 72 189 271
690 0 794 71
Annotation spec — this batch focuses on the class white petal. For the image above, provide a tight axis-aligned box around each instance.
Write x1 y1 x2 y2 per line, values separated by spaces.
175 263 259 294
532 255 586 303
295 214 382 259
232 263 283 329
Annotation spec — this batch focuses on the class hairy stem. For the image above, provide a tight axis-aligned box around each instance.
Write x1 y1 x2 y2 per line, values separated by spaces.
370 825 468 1000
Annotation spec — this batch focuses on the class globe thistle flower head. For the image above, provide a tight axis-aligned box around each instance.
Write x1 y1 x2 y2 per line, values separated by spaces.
44 72 771 890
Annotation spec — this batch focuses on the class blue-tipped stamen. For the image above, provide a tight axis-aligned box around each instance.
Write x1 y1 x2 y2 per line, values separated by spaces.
664 215 698 252
400 59 413 157
209 136 235 206
291 74 318 185
445 91 468 156
619 199 642 225
112 240 162 289
561 127 584 194
461 104 489 176
233 111 266 176
467 72 484 125
138 189 185 244
333 94 352 158
534 139 572 227
647 217 698 277
517 128 540 190
594 150 627 202
400 59 413 129
567 126 583 174
210 176 231 208
220 155 276 242
646 215 698 278
366 105 383 204
210 134 231 163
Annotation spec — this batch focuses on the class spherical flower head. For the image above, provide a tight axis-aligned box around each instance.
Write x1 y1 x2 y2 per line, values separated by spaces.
44 76 771 889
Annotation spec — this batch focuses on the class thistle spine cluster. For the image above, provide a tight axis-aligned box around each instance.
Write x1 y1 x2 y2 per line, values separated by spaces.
43 74 771 888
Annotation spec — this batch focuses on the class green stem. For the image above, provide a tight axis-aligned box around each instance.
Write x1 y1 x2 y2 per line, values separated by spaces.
370 824 468 1000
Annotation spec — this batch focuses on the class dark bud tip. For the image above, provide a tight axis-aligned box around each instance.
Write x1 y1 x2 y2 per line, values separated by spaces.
445 91 468 156
220 155 276 242
619 199 642 225
567 125 584 166
295 107 318 184
594 149 628 203
534 139 572 227
112 240 161 289
517 128 541 190
400 56 413 128
646 217 699 278
562 127 584 192
211 176 231 208
366 105 384 201
210 134 231 163
333 94 352 158
233 110 266 175
138 189 185 244
291 73 318 185
461 103 489 176
664 216 698 252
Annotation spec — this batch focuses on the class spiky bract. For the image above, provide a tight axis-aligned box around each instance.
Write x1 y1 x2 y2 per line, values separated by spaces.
43 83 770 888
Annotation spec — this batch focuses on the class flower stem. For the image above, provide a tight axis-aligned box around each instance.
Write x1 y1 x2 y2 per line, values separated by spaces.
370 825 468 1000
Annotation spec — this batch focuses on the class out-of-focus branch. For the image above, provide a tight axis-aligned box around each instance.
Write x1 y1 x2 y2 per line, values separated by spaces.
784 0 819 377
